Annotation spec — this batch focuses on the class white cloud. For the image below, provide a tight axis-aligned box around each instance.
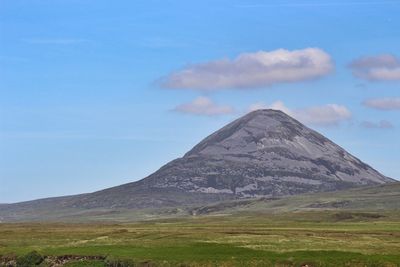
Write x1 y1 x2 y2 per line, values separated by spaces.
161 48 334 90
295 104 352 126
268 100 293 115
360 120 394 129
173 96 234 116
349 54 400 81
363 97 400 110
247 102 270 112
248 101 351 126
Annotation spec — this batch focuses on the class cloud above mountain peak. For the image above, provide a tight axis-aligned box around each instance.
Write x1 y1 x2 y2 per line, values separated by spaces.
248 101 351 126
161 48 334 90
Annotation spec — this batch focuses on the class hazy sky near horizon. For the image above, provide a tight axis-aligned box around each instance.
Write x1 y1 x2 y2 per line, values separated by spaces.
1 0 400 203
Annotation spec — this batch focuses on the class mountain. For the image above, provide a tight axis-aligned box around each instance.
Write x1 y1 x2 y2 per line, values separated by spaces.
137 109 392 197
0 109 395 222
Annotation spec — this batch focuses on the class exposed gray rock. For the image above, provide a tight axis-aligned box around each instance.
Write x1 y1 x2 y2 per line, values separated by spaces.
136 109 393 198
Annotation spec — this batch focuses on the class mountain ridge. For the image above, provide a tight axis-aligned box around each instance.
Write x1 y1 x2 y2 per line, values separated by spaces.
134 109 392 197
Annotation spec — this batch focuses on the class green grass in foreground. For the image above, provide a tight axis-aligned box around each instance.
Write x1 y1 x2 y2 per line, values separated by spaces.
1 211 400 266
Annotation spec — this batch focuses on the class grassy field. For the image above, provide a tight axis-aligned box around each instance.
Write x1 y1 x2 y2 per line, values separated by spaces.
1 211 400 266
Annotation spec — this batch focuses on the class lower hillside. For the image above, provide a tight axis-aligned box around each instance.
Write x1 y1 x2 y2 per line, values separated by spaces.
190 182 400 215
1 182 398 222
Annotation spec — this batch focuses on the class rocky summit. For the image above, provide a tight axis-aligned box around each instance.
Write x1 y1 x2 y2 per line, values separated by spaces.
136 109 392 198
0 110 394 220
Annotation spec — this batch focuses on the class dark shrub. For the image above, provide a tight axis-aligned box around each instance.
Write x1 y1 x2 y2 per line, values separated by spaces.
16 251 43 267
105 257 157 267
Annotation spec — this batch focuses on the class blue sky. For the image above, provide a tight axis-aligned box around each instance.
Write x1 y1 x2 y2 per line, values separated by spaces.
1 0 399 203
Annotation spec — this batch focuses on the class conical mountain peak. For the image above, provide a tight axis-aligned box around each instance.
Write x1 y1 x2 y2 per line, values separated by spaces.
153 109 392 198
185 109 326 158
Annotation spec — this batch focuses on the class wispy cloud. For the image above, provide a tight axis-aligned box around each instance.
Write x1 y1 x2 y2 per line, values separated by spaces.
247 102 272 112
362 97 400 110
248 101 352 126
349 54 400 81
360 120 394 129
173 96 234 116
22 38 89 45
160 48 334 91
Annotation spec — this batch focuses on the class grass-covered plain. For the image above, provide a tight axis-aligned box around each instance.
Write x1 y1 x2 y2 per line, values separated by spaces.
1 211 400 266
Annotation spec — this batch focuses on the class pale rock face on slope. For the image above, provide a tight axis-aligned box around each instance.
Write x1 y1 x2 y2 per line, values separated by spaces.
137 109 392 198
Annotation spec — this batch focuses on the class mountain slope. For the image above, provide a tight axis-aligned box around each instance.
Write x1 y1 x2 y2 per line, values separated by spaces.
136 109 391 199
190 182 400 216
0 109 395 221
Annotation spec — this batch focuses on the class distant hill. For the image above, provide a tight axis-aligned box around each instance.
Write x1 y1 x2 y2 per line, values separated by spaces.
0 109 395 222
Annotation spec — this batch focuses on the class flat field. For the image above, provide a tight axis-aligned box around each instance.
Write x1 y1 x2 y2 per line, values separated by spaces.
1 211 400 266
